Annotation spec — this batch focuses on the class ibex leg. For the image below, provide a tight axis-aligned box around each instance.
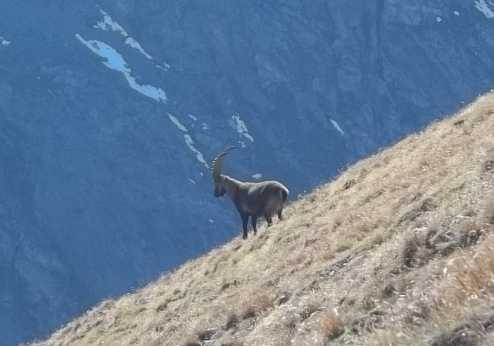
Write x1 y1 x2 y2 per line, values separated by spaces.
241 214 249 239
251 216 258 235
265 213 273 227
277 208 283 221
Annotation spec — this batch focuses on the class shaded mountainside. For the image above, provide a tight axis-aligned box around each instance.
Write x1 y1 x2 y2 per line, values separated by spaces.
32 94 494 345
3 1 494 344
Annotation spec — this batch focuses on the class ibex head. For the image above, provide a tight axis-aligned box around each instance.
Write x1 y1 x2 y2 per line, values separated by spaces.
211 146 238 197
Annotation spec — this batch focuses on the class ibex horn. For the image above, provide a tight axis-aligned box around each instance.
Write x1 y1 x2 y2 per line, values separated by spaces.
211 146 238 181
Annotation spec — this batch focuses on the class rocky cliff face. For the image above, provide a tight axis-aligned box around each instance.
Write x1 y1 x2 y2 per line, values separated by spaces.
1 1 494 344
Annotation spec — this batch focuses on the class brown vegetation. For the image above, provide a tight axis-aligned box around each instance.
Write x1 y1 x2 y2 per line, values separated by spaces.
31 93 494 345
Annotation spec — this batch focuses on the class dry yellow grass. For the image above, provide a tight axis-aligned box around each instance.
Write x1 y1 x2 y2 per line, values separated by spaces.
30 92 494 346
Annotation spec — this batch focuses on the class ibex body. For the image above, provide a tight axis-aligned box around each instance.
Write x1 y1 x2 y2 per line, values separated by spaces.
212 147 289 239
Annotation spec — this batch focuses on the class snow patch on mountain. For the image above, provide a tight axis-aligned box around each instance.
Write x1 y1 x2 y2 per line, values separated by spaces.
330 119 345 136
0 36 11 46
168 113 188 132
167 113 208 169
184 134 208 169
94 9 128 36
76 36 129 72
475 0 494 18
124 38 152 60
94 9 153 60
231 114 254 146
76 34 167 103
156 63 171 72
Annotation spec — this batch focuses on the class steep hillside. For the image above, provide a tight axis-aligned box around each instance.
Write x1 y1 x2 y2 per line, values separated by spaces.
31 93 494 345
4 1 494 343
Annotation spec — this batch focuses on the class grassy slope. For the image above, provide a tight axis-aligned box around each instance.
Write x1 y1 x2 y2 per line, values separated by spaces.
32 93 494 346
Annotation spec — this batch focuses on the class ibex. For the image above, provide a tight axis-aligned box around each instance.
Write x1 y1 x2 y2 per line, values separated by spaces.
212 147 289 239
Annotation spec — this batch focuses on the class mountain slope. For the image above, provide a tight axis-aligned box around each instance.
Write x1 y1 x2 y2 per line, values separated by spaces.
32 93 494 345
4 1 494 344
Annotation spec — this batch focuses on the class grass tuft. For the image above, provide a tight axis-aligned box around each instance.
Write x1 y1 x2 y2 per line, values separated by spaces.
320 313 345 340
